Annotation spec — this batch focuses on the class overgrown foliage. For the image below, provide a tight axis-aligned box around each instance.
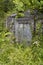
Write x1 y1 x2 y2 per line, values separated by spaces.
0 37 43 65
0 0 43 18
0 0 43 65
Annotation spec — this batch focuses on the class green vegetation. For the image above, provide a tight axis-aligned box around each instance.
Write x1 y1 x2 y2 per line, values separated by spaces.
0 34 43 65
0 0 43 65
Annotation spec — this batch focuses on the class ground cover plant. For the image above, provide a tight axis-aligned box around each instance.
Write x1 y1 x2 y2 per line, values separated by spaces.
0 28 43 65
